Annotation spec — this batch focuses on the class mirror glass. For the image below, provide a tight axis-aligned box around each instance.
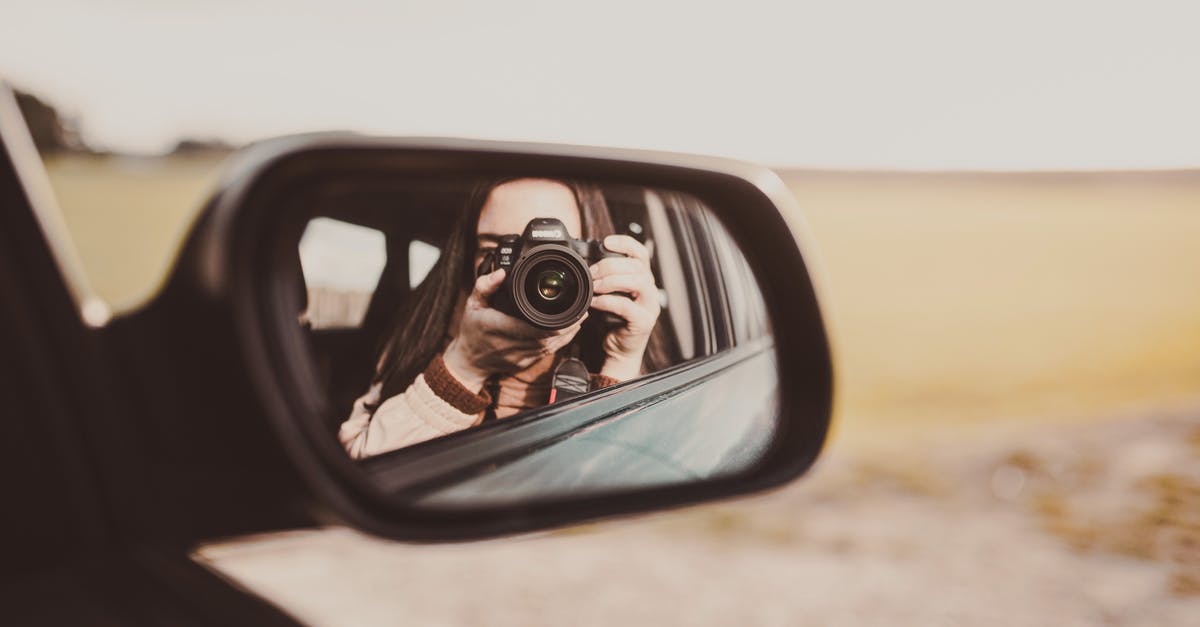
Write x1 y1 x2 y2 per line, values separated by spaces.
291 175 777 507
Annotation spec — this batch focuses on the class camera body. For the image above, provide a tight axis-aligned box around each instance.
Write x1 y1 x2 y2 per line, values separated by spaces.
476 217 624 330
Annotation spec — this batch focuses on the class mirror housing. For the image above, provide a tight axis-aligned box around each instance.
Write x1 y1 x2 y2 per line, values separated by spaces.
187 134 833 541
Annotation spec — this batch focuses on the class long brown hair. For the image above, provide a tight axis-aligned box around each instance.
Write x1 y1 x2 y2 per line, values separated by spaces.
371 177 673 410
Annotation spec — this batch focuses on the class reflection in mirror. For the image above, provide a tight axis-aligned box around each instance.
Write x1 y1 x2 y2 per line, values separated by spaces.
298 218 386 329
295 176 776 506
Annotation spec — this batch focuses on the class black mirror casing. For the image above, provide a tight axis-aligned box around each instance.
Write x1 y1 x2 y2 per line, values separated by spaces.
169 135 834 542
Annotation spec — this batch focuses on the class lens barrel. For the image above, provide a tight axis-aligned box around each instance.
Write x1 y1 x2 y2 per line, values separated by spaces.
508 246 591 329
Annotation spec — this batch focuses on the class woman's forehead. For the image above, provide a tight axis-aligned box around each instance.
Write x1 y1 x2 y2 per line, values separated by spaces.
476 179 582 238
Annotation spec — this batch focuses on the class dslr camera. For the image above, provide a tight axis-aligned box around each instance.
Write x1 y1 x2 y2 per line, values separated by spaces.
476 217 625 329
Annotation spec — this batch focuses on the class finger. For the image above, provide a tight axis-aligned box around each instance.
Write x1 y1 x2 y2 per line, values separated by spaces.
474 306 521 332
489 314 556 340
486 309 588 341
591 294 655 328
592 273 658 303
542 325 582 353
541 325 583 348
470 268 507 304
588 256 647 279
590 270 648 300
471 300 540 337
603 234 651 263
539 314 587 345
495 307 586 333
546 311 587 338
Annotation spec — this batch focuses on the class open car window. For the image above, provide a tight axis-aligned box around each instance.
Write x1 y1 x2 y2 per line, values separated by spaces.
298 217 387 330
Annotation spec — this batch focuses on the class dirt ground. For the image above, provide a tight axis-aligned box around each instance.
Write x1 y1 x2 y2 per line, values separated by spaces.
198 409 1200 626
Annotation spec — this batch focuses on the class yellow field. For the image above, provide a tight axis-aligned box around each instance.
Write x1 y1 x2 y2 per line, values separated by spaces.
42 156 1200 444
43 153 228 313
788 171 1200 443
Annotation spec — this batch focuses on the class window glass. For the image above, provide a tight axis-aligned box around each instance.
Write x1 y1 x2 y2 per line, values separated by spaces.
644 190 696 360
703 211 769 344
298 217 387 329
408 239 440 288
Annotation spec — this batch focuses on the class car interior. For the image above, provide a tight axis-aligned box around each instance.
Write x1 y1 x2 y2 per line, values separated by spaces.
293 178 716 436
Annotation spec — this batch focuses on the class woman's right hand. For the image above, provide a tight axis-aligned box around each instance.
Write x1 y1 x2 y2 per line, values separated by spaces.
442 268 585 391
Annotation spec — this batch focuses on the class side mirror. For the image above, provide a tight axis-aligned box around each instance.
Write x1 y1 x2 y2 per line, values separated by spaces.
190 135 832 540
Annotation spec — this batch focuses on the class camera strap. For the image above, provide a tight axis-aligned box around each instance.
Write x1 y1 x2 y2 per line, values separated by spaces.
549 356 590 404
480 375 501 423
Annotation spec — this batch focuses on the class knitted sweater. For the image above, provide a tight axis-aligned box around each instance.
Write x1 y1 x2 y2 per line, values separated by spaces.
339 354 619 459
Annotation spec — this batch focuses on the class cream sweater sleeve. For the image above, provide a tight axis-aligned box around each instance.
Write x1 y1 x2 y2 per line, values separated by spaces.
338 356 491 459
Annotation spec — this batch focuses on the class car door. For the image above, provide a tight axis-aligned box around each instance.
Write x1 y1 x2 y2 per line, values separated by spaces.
0 83 304 626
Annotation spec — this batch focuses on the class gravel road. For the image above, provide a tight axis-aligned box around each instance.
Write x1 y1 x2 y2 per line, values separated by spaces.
198 412 1200 626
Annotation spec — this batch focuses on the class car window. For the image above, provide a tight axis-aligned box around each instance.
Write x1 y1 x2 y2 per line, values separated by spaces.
644 190 696 360
408 239 440 289
298 217 387 329
702 210 770 344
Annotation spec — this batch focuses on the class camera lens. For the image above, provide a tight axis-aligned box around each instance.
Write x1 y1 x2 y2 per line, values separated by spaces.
510 249 590 329
537 269 567 301
523 259 577 316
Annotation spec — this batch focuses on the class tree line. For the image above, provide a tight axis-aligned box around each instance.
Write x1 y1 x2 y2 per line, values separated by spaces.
14 87 234 156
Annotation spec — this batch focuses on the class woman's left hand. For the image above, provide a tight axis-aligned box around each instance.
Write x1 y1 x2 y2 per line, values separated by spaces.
589 234 661 381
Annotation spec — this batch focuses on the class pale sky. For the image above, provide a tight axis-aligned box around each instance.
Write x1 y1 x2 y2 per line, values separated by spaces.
2 0 1198 169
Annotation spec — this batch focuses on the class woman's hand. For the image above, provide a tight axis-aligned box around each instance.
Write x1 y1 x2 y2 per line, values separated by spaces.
442 268 585 391
590 235 661 382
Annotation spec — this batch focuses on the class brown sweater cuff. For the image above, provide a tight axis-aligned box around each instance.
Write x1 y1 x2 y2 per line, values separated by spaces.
424 355 492 415
589 373 622 390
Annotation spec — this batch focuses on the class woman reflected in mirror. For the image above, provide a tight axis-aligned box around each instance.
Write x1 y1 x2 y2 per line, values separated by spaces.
339 178 672 459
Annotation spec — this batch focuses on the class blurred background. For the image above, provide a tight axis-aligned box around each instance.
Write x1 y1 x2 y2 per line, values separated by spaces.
6 0 1200 624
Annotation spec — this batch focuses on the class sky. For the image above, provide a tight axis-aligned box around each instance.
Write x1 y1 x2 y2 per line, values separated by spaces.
2 0 1199 169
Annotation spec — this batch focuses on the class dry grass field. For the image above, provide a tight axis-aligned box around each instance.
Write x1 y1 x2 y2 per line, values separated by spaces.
786 169 1200 444
43 153 229 313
